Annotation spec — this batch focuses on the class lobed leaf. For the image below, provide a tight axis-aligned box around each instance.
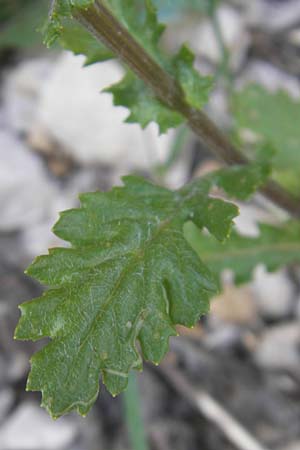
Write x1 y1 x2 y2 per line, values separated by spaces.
105 73 183 132
212 144 273 200
59 20 114 65
15 159 270 418
232 84 300 194
185 221 300 285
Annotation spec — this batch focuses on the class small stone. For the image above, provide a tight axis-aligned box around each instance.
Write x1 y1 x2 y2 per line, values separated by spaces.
254 322 300 372
252 266 295 320
196 5 249 70
210 283 258 325
34 52 175 172
2 57 54 133
203 324 244 351
0 403 76 450
247 0 300 32
0 130 58 232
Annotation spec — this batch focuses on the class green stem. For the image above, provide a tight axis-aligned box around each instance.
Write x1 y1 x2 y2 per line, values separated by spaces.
123 372 149 450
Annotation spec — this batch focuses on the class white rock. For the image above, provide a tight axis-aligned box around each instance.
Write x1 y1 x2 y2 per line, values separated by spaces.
168 5 249 70
246 0 300 31
34 52 176 171
0 130 83 256
254 322 300 371
207 88 230 128
233 203 278 238
199 5 249 69
2 57 54 133
0 131 58 232
0 403 76 450
252 266 295 320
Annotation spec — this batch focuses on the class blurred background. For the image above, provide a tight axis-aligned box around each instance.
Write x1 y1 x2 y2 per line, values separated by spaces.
1 0 300 449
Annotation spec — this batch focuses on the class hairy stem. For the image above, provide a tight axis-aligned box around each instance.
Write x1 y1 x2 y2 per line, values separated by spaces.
75 1 300 218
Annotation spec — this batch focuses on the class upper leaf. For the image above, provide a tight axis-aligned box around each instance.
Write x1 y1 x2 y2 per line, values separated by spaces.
103 0 166 66
185 221 300 285
45 0 96 47
105 72 183 132
15 159 271 418
59 20 114 65
173 45 212 110
44 0 213 132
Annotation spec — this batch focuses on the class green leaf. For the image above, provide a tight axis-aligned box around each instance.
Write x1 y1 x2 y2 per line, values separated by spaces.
15 173 242 418
212 144 273 200
59 20 114 65
105 72 184 132
232 84 300 194
44 0 95 47
185 221 300 285
0 0 48 49
44 0 213 132
102 2 212 130
104 0 166 66
173 45 213 110
15 158 271 418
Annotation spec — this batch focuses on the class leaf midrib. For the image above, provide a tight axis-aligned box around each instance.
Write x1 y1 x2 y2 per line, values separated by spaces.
76 216 173 355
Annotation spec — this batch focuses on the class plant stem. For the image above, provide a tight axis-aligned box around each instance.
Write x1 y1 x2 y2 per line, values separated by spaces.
123 372 149 450
75 1 300 218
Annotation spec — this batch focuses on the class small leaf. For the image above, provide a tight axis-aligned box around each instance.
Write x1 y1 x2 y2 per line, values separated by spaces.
103 0 166 66
173 45 213 110
59 20 114 65
44 0 95 47
213 145 273 200
185 221 300 284
105 72 184 133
